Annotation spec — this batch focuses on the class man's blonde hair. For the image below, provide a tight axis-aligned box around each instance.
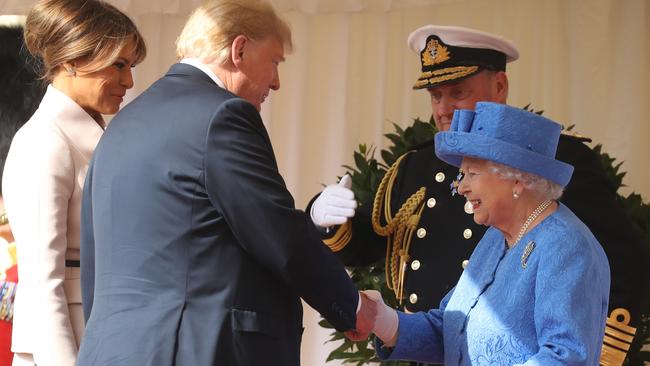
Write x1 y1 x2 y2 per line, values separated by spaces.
176 0 292 64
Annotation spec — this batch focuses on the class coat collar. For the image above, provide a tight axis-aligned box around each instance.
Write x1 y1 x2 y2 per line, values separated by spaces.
179 59 226 88
41 85 104 163
165 63 221 87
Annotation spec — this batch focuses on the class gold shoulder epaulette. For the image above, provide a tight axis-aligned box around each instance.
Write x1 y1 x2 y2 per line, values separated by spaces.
561 130 592 143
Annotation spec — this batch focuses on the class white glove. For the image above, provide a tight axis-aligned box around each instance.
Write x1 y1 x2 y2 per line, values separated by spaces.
310 174 357 228
362 290 399 346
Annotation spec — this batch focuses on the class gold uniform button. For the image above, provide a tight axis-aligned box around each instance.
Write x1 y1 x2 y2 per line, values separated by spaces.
464 201 474 214
462 259 469 269
435 172 445 183
463 229 473 239
409 293 418 304
416 228 426 238
411 260 421 271
427 198 437 208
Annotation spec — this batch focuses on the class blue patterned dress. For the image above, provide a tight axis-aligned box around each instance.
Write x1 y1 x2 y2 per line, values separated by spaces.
376 203 610 365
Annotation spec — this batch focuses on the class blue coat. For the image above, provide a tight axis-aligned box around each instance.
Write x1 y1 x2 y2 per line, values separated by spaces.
377 203 610 365
78 64 359 365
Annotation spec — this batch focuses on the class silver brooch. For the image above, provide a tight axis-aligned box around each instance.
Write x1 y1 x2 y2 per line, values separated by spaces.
521 241 536 269
450 170 464 196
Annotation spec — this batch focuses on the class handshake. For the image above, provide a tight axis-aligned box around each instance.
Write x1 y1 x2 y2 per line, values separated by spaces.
345 290 399 346
313 177 399 345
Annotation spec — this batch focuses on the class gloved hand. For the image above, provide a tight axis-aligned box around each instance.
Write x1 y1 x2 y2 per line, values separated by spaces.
362 290 399 346
310 174 357 229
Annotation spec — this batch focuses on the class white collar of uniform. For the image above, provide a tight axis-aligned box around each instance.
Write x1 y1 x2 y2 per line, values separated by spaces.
179 58 225 89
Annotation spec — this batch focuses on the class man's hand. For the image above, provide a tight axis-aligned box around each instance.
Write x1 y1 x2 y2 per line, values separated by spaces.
310 175 357 228
344 291 377 341
362 290 399 346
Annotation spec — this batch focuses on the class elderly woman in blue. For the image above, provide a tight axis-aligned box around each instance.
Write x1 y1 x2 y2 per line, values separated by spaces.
367 102 610 365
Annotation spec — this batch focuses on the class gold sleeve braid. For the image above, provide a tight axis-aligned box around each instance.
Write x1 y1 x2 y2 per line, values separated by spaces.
372 152 426 303
322 220 352 252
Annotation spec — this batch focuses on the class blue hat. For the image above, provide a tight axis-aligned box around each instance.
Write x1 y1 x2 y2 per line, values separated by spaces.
434 102 574 187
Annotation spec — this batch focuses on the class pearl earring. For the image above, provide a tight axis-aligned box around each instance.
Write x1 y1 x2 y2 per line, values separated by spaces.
513 191 520 199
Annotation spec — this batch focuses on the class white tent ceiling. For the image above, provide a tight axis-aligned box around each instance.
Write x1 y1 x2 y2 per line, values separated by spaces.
2 0 454 15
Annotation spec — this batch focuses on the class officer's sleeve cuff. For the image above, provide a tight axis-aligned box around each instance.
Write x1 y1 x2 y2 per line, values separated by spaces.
323 220 352 252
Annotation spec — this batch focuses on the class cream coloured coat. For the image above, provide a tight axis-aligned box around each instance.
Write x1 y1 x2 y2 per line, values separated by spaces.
2 85 103 366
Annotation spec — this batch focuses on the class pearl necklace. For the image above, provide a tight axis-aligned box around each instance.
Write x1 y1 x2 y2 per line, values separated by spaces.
511 199 553 248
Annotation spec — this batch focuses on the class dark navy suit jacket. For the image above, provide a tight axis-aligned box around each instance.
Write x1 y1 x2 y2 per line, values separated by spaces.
78 64 358 365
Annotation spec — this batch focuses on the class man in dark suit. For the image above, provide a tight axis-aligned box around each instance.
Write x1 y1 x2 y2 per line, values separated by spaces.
78 1 374 365
311 25 649 360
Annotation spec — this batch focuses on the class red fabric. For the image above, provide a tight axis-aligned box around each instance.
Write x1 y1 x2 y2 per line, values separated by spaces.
4 265 16 283
0 264 17 366
0 320 12 366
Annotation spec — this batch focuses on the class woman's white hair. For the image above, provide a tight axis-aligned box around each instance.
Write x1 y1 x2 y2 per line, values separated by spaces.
487 161 564 200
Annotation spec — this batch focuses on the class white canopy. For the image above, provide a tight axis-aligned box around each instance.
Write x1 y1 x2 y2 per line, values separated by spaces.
2 0 455 14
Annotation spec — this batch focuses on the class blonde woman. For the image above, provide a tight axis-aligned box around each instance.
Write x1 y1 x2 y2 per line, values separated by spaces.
1 1 145 364
0 17 47 365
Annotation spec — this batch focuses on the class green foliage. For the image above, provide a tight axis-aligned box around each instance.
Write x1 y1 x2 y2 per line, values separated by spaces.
593 144 627 190
341 117 437 210
322 114 650 365
596 145 650 366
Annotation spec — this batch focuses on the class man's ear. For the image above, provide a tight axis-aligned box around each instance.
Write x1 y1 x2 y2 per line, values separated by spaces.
230 35 248 68
494 71 509 103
